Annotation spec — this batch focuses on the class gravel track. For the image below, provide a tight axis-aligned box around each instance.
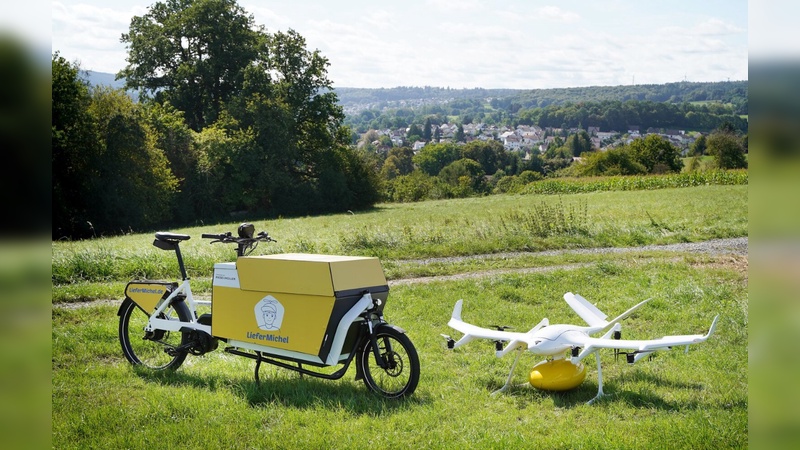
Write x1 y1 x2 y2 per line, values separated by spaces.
389 237 747 286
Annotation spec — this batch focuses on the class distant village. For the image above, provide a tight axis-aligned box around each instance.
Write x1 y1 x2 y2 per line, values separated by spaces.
359 122 700 159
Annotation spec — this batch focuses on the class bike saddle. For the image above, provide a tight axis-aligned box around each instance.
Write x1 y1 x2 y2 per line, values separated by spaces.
155 232 191 242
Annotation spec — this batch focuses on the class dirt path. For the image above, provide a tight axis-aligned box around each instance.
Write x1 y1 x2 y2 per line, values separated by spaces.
55 237 747 309
390 237 747 286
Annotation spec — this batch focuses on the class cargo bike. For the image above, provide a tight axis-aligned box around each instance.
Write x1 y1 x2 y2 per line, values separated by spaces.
117 224 420 398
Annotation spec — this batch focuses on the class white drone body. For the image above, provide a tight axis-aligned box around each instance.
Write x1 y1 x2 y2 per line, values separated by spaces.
444 292 719 404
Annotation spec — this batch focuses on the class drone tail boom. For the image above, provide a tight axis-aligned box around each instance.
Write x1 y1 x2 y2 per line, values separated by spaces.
599 297 653 334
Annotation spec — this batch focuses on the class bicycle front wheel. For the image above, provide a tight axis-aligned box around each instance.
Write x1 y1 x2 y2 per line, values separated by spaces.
118 298 191 371
359 326 420 399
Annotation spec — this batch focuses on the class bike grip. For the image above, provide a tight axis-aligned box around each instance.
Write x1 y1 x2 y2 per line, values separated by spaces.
201 233 218 239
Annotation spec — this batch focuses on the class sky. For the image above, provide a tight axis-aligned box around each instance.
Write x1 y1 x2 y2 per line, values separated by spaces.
2 0 787 90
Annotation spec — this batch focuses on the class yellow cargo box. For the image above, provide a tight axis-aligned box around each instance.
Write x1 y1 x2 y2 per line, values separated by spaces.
211 254 389 364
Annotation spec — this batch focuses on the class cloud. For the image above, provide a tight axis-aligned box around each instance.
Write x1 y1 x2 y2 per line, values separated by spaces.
694 18 745 35
536 6 581 23
51 1 147 72
426 0 481 13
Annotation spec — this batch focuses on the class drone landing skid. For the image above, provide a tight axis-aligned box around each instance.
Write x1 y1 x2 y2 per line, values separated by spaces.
490 347 525 396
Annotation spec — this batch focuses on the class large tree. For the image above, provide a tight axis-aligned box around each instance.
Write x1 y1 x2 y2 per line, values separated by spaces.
119 1 380 218
119 0 261 131
198 28 378 215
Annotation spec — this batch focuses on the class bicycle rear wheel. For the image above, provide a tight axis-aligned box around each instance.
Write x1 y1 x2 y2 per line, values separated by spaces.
118 298 191 370
359 326 420 399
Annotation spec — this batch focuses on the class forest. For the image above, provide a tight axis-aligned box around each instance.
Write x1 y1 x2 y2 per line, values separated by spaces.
340 82 747 134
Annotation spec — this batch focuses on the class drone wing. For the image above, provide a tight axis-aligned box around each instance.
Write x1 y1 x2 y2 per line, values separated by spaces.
564 292 653 333
447 300 548 356
572 315 719 363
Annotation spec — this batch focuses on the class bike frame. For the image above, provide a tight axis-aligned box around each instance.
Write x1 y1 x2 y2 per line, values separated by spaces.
142 278 388 370
144 279 211 336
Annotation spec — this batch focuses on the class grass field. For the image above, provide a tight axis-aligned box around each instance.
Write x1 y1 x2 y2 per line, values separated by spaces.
52 184 748 448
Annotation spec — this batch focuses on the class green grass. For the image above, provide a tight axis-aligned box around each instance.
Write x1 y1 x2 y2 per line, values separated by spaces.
52 184 748 448
52 185 747 302
53 257 747 448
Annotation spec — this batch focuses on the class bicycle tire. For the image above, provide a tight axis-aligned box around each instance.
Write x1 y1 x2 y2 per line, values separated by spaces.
359 326 420 399
118 298 191 371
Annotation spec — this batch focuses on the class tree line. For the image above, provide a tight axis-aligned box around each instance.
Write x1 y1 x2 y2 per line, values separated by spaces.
336 80 747 112
345 97 747 135
52 0 380 239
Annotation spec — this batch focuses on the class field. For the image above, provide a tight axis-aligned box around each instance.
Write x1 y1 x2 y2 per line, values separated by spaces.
52 185 748 448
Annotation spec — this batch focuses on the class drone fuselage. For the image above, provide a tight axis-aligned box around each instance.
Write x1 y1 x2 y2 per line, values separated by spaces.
524 325 589 357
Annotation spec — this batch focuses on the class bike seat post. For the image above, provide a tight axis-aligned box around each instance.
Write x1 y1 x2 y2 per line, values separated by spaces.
174 243 189 281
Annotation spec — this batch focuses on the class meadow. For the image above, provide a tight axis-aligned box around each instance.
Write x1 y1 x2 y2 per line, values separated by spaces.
52 184 748 448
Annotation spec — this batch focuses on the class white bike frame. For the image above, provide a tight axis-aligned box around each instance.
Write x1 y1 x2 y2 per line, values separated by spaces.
144 279 211 335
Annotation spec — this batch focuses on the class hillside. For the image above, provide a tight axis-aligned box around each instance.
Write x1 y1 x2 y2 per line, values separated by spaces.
334 80 747 112
85 70 746 112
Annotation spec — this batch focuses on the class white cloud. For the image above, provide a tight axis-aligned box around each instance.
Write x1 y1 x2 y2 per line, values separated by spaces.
694 18 745 36
49 0 747 88
426 0 481 13
536 6 581 23
51 1 147 72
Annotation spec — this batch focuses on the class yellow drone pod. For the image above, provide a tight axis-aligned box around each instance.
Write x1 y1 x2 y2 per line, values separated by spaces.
529 359 587 391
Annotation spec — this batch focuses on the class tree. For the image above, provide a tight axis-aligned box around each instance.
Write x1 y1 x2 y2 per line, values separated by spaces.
576 147 647 176
413 142 461 176
406 123 422 143
691 134 707 156
87 87 179 232
628 134 684 173
52 54 101 238
438 158 485 191
707 129 747 169
423 117 432 142
218 29 379 215
384 147 415 175
454 123 465 143
564 130 593 156
461 140 505 175
119 0 261 131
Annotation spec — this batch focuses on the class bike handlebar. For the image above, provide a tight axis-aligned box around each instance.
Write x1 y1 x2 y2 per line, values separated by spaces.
201 231 276 244
201 229 276 257
201 232 232 240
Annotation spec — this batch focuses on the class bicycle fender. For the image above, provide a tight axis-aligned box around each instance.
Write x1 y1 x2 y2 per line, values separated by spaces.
117 298 134 316
375 323 406 334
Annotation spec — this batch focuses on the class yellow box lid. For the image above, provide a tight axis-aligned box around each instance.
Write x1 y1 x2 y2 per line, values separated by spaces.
236 253 387 297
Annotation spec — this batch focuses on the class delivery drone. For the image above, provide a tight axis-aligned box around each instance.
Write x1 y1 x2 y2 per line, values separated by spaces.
442 292 719 404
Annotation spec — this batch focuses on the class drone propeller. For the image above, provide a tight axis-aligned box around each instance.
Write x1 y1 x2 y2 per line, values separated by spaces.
613 330 623 360
490 325 513 331
615 350 657 363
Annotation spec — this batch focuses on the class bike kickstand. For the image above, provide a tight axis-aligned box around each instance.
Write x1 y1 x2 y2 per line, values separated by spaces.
254 352 262 384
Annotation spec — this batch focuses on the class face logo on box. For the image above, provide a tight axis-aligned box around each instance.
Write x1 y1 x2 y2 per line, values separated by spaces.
254 295 285 331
